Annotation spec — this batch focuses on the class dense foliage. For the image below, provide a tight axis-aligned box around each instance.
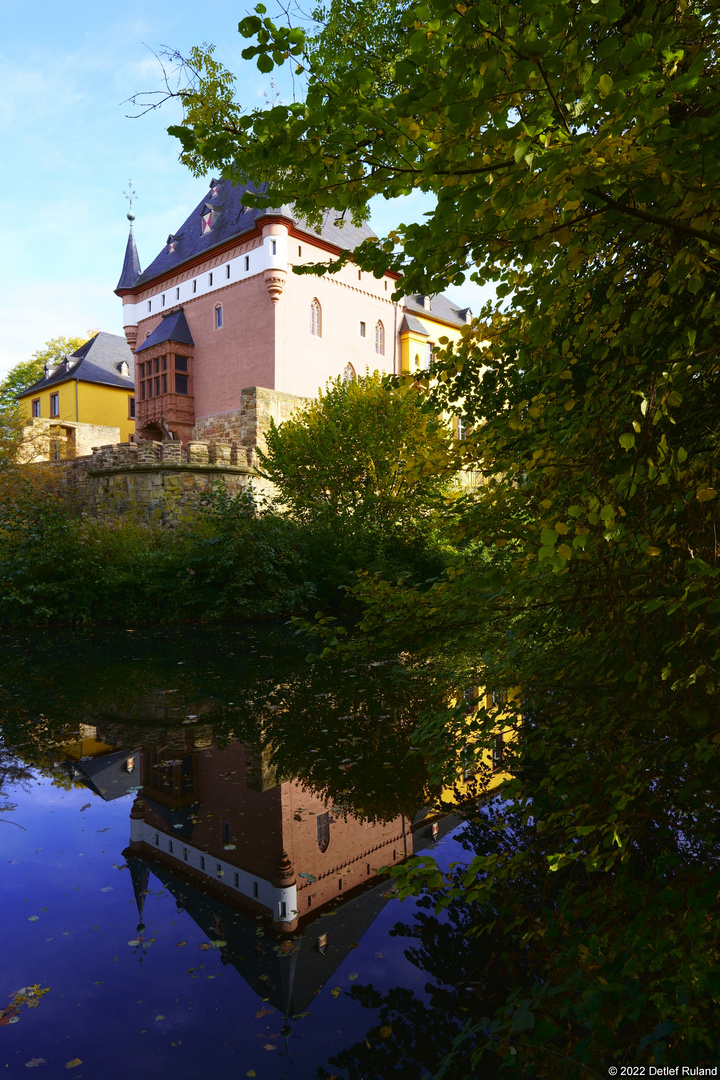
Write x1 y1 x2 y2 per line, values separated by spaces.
149 0 720 1072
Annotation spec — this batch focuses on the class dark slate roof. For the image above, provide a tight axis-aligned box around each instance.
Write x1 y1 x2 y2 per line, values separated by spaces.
399 313 430 336
19 332 134 396
403 293 471 328
70 750 139 802
116 221 141 291
134 308 194 354
132 179 377 289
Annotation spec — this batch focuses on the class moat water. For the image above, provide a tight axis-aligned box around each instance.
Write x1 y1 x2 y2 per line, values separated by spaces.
0 627 478 1079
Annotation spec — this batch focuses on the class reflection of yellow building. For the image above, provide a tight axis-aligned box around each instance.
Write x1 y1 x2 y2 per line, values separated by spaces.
433 686 520 811
17 332 135 458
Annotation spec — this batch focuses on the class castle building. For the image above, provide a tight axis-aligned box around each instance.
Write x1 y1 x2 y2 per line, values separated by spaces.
116 179 472 444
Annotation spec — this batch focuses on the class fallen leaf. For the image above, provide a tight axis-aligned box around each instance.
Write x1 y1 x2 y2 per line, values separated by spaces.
79 805 90 812
348 972 358 981
263 1043 278 1051
100 887 113 892
25 1058 47 1067
330 987 341 998
65 1060 82 1069
247 1072 256 1077
28 916 39 922
349 942 359 949
379 1024 393 1038
155 1015 165 1021
255 1008 274 1019
176 942 187 948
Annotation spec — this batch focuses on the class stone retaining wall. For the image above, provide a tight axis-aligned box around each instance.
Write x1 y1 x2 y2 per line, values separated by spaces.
56 439 266 527
193 385 307 463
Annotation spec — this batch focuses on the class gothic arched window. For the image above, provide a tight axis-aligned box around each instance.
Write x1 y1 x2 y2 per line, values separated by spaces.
375 320 385 355
310 298 322 337
343 362 356 382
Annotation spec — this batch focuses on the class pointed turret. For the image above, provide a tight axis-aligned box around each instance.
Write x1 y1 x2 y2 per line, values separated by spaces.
115 213 141 292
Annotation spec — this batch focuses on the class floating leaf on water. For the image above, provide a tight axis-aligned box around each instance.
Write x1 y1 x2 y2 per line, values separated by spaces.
330 987 341 998
176 942 187 948
28 916 39 922
24 1058 47 1067
348 972 358 981
379 1025 393 1039
127 940 140 947
65 1060 82 1069
155 1015 165 1021
79 805 91 812
263 1043 277 1051
223 844 236 850
100 887 113 892
247 1072 256 1077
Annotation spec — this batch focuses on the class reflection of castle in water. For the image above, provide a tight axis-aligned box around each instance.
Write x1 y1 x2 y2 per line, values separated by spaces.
126 740 411 933
121 736 415 1012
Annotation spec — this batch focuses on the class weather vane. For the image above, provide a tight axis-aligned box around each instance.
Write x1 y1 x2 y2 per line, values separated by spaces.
123 179 137 222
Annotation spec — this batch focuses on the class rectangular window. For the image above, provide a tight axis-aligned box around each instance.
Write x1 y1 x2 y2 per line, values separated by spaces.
161 374 167 394
139 362 145 378
175 373 188 395
154 376 160 396
222 822 231 844
492 734 505 770
168 840 174 853
426 342 434 365
183 848 188 862
31 399 40 418
359 321 366 337
457 417 467 441
271 239 277 255
253 882 259 899
50 439 60 461
162 356 167 370
234 873 239 888
154 357 160 373
215 306 222 329
176 287 180 300
50 393 59 417
279 901 287 918
175 356 188 372
141 383 146 401
216 863 222 878
244 255 249 271
225 264 230 279
161 294 166 307
298 245 302 256
208 272 213 286
192 279 197 293
200 856 205 870
155 833 159 845
147 300 152 311
129 397 135 418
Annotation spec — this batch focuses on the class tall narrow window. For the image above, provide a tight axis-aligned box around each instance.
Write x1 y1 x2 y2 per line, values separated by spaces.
225 264 231 279
50 393 59 418
176 287 180 300
244 255 249 271
192 279 197 293
310 298 322 337
426 341 434 365
271 239 277 255
316 812 330 853
129 396 135 418
208 272 213 286
147 300 152 312
343 362 356 382
375 320 384 355
492 734 505 770
32 399 40 418
161 294 166 307
359 321 366 338
214 304 223 330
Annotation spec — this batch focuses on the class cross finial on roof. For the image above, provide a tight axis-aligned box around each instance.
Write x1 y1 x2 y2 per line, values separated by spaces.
123 178 137 222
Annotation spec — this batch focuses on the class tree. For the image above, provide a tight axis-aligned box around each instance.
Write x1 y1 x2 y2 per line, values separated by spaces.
258 372 453 527
152 2 720 1071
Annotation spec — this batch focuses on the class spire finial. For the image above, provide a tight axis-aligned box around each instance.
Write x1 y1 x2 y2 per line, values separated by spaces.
123 178 137 222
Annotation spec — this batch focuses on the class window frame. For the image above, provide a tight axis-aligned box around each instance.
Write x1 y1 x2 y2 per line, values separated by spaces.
310 298 322 337
50 392 59 418
31 398 40 418
214 304 223 330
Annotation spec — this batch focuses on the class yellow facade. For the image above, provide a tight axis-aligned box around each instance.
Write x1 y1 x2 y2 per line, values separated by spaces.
18 380 135 443
399 313 466 375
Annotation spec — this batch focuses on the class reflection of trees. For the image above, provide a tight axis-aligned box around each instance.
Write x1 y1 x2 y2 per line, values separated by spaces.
256 657 444 823
322 859 507 1079
0 739 34 826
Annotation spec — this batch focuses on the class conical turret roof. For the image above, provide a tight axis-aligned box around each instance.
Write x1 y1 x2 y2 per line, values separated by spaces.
116 216 141 291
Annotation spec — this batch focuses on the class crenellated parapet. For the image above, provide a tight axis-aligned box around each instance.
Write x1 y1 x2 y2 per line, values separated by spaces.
52 438 273 527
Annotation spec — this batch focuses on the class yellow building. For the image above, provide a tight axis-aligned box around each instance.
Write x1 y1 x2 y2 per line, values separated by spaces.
399 294 472 377
17 331 135 457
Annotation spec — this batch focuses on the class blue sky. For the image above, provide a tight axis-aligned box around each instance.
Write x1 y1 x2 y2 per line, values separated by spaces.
1 0 491 379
